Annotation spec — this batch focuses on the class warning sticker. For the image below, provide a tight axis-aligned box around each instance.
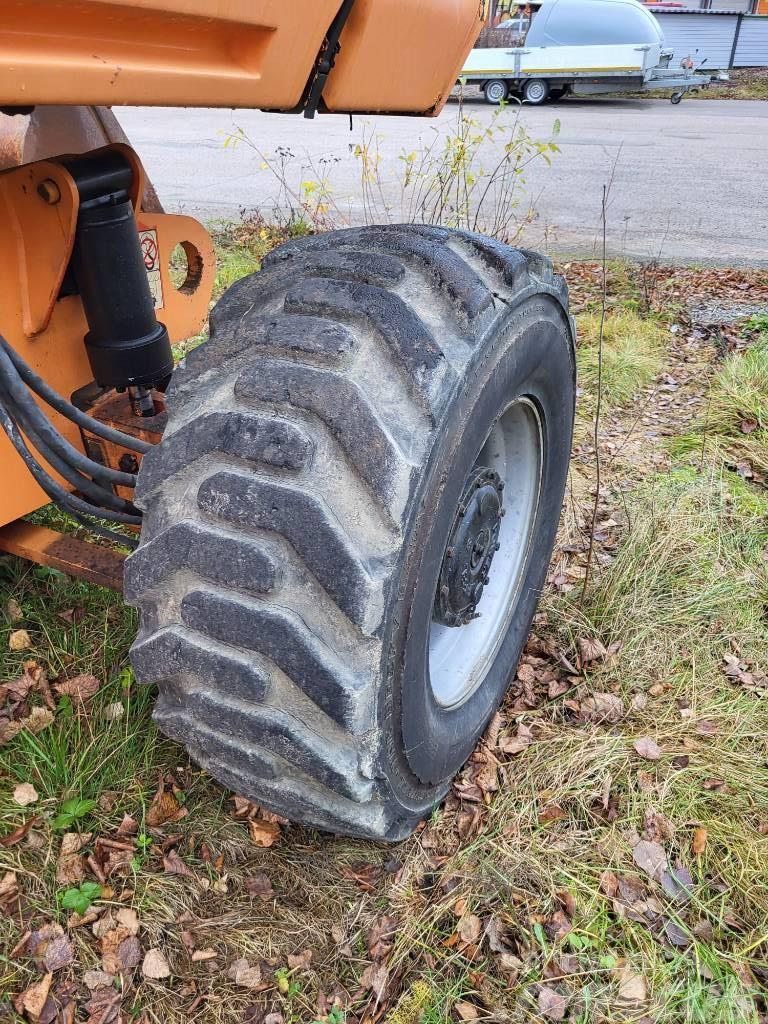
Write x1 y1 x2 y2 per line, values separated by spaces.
139 228 164 310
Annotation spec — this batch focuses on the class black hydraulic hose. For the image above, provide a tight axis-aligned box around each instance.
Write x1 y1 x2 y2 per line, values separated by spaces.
0 402 139 548
0 408 140 526
3 389 140 516
0 335 152 455
0 345 137 489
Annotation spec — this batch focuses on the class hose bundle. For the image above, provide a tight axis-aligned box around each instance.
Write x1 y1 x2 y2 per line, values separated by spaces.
0 334 150 550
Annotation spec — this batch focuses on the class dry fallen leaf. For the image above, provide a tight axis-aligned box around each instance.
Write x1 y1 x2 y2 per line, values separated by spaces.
580 692 624 724
23 707 54 736
114 908 140 936
19 972 53 1019
578 636 608 665
145 785 186 827
498 723 532 756
0 870 18 903
360 962 389 1000
142 948 171 980
632 840 668 881
9 628 32 651
244 872 274 900
599 870 619 898
367 915 398 960
454 1000 480 1021
538 986 568 1020
82 970 116 991
163 849 196 879
56 833 91 885
43 932 75 972
247 818 281 848
83 986 122 1024
54 673 101 702
539 803 568 824
633 737 662 761
287 948 312 971
227 959 263 989
0 816 40 848
703 777 725 791
13 783 39 806
101 927 141 974
191 947 217 962
617 967 648 1004
692 827 708 855
457 913 483 946
116 814 138 838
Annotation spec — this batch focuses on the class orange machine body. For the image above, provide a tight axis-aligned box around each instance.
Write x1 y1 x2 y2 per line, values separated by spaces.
0 0 484 556
0 146 215 528
0 1 484 116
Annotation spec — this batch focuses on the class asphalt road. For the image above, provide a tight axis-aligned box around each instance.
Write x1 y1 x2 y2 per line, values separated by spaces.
118 97 768 265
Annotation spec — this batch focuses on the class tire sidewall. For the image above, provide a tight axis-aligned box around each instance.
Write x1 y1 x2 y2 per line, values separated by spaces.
379 296 574 807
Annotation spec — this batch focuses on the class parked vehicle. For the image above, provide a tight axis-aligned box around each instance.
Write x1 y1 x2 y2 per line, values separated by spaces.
462 0 726 104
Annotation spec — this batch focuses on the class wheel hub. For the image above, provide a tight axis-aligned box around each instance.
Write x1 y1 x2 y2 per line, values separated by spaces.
434 467 505 627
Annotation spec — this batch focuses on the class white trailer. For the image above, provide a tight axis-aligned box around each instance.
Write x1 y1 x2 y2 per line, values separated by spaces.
462 0 726 104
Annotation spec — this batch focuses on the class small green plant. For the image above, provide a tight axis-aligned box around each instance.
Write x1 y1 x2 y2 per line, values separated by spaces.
275 967 302 999
57 881 101 916
51 796 97 830
313 1010 345 1024
130 831 152 872
744 313 768 337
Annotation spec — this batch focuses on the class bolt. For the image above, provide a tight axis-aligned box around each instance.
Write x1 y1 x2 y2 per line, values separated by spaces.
118 453 139 474
447 546 455 558
37 178 61 205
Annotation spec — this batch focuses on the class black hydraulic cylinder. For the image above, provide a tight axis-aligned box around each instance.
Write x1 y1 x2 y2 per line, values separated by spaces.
65 152 173 390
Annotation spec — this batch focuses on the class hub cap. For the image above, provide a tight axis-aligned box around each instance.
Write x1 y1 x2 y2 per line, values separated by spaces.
428 399 543 708
434 467 504 628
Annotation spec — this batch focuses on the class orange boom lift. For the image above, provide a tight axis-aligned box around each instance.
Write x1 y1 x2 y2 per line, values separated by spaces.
0 1 576 839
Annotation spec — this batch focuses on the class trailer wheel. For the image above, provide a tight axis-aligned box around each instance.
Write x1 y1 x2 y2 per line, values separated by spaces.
125 225 575 840
483 79 509 104
670 91 683 104
523 78 550 105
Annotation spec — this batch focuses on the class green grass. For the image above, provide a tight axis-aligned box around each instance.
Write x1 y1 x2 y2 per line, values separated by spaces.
576 309 666 409
671 333 768 475
3 249 768 1023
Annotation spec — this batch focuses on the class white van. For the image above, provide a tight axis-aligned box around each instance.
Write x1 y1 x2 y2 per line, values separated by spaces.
462 0 724 105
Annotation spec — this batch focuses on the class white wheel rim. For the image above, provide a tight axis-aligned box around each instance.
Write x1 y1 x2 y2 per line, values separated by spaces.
487 82 505 102
428 398 543 708
526 82 546 102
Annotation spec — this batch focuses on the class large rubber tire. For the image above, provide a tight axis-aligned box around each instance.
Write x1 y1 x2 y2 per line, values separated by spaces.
125 225 575 840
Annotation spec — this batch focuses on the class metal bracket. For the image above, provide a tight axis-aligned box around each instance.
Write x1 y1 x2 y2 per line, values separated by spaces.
303 0 357 119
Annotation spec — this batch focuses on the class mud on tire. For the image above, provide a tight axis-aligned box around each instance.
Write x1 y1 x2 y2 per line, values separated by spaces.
125 225 575 840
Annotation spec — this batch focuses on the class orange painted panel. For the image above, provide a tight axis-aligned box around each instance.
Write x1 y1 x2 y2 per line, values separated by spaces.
0 150 215 528
0 0 483 115
326 0 485 114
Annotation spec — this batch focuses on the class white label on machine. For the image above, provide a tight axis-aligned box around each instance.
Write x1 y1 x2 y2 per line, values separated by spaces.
139 228 164 310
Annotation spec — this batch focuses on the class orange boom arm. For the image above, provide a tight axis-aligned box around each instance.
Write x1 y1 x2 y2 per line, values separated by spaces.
0 0 484 116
